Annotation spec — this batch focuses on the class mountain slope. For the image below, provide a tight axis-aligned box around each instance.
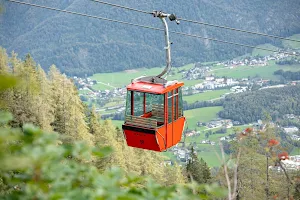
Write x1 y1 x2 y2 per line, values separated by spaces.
1 0 300 76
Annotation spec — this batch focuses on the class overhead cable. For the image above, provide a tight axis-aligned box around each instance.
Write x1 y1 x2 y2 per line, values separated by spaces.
178 18 300 44
7 0 162 31
90 0 151 14
90 0 300 44
7 0 299 56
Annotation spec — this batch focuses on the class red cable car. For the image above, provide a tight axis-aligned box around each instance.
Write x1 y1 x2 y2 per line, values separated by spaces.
122 11 186 152
122 79 186 152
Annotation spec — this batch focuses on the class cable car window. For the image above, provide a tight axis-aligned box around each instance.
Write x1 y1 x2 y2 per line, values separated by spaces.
168 91 173 123
145 93 153 113
125 91 164 119
147 93 164 124
146 93 164 111
133 91 144 116
125 91 131 116
178 88 183 117
174 89 178 120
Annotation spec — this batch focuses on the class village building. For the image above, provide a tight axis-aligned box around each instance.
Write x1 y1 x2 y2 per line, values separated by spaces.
283 126 299 134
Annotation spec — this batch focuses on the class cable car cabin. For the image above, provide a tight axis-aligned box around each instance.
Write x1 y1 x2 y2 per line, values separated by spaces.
122 80 185 152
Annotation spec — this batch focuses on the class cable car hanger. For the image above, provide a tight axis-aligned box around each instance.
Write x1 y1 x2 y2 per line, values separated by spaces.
132 11 180 85
123 11 186 152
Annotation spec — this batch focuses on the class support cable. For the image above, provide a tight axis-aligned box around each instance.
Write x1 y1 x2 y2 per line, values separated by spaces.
178 18 300 44
7 0 300 56
90 0 300 43
90 0 151 15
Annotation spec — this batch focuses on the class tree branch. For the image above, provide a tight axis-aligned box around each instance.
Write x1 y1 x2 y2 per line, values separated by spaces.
277 160 300 193
220 141 232 200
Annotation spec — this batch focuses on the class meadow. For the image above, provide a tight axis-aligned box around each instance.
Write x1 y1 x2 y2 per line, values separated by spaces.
212 61 300 80
184 106 223 130
282 34 300 49
183 89 230 104
252 43 279 56
90 64 196 90
163 144 227 167
111 120 124 128
290 146 300 156
184 125 249 144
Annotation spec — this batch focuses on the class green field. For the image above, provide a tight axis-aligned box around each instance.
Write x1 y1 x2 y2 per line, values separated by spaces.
210 64 226 70
90 67 163 88
185 125 249 144
161 151 178 162
163 144 224 167
78 89 91 95
90 64 195 89
290 146 300 156
184 106 223 130
212 61 300 80
92 83 113 91
197 145 223 167
184 124 250 167
183 89 230 104
252 43 279 56
110 120 124 128
183 79 203 87
282 34 300 49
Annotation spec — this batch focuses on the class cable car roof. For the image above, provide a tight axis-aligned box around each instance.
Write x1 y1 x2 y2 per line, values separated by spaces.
126 81 184 94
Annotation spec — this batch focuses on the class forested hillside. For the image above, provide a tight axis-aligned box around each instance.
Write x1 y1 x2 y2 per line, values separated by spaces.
219 85 300 124
1 48 300 199
274 70 300 81
1 0 300 76
0 47 185 185
0 46 228 199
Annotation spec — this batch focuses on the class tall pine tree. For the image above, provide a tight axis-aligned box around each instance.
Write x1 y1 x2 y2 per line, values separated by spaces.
186 147 211 184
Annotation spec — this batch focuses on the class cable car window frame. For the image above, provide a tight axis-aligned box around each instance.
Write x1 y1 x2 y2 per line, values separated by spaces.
178 87 183 117
167 89 181 123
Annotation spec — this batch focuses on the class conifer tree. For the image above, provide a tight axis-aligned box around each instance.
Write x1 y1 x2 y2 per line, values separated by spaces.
0 47 8 73
48 65 93 144
94 120 126 171
234 136 266 199
186 147 211 184
88 105 101 135
34 65 54 131
164 163 186 186
0 48 10 108
8 53 40 127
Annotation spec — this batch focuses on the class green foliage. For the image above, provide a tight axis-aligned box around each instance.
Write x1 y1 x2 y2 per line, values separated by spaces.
0 75 17 91
0 69 227 199
2 1 300 75
0 112 13 124
186 147 212 185
274 69 300 81
282 34 300 49
184 106 223 129
252 44 279 56
184 89 230 104
213 61 300 80
0 113 226 199
219 85 300 123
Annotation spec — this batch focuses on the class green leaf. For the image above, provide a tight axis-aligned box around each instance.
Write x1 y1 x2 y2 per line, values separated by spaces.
0 112 13 124
23 124 41 137
92 146 113 158
22 124 42 144
0 75 17 91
